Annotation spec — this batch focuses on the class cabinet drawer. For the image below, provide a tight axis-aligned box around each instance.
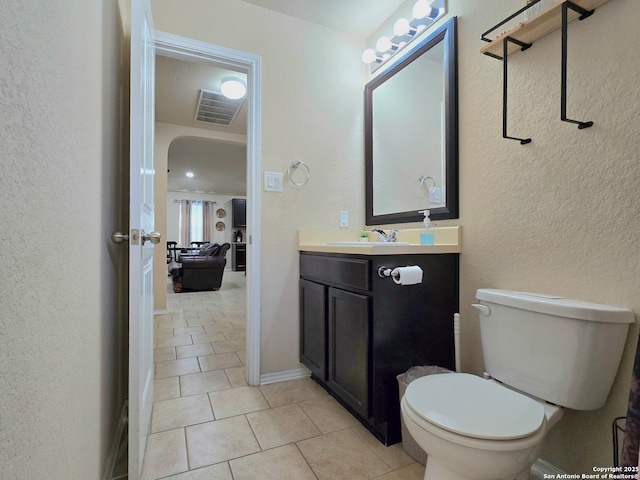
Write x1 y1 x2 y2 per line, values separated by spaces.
300 253 371 292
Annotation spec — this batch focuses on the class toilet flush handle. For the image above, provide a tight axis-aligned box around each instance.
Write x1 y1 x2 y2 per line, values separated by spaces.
471 303 491 316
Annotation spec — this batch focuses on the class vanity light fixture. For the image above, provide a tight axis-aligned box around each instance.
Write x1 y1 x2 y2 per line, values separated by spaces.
362 48 383 64
220 77 246 100
393 18 418 37
362 0 445 68
412 0 437 20
375 36 398 53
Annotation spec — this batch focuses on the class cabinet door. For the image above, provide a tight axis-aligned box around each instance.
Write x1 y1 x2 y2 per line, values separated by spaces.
328 287 370 419
232 244 246 272
232 198 246 227
299 279 327 380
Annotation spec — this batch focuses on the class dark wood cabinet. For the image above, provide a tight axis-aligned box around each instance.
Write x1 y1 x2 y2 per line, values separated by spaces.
328 287 370 419
299 251 459 445
232 198 246 228
299 279 327 380
232 243 246 271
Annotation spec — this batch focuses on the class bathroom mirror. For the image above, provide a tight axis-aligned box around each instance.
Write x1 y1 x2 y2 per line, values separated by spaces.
365 16 458 225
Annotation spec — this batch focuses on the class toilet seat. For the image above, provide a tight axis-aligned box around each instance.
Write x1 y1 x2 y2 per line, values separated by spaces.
404 373 545 440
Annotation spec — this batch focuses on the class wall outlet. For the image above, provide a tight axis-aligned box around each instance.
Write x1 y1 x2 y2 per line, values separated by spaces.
339 210 348 228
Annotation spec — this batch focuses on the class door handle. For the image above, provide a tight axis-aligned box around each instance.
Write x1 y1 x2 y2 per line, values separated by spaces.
111 231 129 244
111 229 159 245
141 230 161 245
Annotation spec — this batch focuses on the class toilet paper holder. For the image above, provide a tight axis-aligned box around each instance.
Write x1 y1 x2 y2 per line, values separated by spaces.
377 266 400 280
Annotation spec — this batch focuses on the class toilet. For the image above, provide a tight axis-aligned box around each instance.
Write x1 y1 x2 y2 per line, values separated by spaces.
401 289 634 480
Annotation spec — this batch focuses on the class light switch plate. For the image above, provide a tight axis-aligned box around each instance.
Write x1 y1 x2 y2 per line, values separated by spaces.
264 172 283 192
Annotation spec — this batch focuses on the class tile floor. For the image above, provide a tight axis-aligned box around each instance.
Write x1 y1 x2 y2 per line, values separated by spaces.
141 271 426 480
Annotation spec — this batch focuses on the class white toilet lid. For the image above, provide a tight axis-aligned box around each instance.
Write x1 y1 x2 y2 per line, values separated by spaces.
404 373 545 440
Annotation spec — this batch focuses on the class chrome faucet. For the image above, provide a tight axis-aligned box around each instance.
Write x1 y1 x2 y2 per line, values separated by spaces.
371 229 400 242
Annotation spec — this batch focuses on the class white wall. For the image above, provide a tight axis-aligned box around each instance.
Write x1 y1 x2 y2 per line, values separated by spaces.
0 0 127 478
166 192 237 244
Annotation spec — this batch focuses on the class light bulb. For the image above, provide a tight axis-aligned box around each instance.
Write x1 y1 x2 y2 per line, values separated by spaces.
393 18 414 37
412 0 435 19
361 48 378 64
220 77 246 100
376 36 393 53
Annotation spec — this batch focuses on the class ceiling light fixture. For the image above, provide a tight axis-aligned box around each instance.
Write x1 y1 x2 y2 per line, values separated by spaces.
186 172 194 178
362 0 445 68
220 77 246 100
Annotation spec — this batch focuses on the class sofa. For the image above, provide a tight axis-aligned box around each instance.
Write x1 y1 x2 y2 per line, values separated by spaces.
168 242 231 293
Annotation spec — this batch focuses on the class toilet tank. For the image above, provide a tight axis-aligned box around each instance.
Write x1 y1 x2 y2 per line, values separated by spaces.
475 289 634 410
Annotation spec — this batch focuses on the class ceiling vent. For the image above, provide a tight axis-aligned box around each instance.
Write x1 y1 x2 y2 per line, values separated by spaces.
195 89 245 126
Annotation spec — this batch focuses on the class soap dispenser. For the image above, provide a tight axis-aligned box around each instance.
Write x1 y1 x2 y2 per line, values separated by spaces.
418 209 434 245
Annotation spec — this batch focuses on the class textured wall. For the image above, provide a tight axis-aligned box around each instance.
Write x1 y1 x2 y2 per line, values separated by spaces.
367 0 640 472
0 1 126 478
449 0 640 472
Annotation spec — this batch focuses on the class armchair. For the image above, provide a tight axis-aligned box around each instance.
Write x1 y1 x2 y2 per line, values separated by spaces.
168 242 231 293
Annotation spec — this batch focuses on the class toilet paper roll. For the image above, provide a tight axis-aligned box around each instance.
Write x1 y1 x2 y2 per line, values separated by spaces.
391 266 423 285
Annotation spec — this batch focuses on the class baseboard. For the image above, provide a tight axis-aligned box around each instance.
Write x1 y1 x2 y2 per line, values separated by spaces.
154 308 169 315
260 367 310 385
103 399 128 480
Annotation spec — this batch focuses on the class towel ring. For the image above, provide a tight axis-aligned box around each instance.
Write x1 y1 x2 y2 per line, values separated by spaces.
288 160 310 187
415 175 435 197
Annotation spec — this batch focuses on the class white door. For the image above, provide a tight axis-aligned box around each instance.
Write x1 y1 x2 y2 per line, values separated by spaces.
129 0 156 478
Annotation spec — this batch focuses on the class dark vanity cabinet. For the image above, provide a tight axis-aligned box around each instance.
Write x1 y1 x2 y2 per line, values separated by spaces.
299 278 327 380
299 251 459 445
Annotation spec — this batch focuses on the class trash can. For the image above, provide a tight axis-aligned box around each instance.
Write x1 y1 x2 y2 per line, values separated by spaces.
397 365 452 465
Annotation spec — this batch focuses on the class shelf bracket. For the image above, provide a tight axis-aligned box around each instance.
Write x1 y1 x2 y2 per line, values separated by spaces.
561 1 595 129
480 0 543 45
503 36 533 145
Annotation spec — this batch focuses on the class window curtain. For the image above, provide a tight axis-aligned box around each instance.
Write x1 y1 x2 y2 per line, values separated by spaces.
177 199 215 245
203 201 213 242
178 200 191 246
189 201 204 242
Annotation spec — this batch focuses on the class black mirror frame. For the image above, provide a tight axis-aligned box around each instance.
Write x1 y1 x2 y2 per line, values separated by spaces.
365 16 458 225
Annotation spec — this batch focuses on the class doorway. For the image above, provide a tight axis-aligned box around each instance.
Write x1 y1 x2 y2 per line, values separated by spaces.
154 31 262 386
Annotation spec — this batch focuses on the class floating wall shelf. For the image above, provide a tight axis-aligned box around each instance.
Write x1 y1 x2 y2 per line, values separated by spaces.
480 0 611 58
480 0 612 143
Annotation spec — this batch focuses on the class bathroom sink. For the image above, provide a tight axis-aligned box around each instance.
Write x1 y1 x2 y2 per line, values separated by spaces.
327 241 410 246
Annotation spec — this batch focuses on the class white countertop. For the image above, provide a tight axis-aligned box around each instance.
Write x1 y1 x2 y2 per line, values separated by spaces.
297 226 461 255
